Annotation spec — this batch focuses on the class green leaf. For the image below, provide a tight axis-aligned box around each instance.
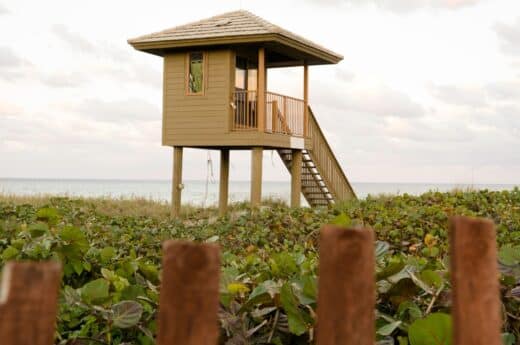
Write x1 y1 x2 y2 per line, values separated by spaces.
280 283 308 336
377 257 406 281
502 333 516 345
205 235 219 243
377 320 402 336
397 301 423 322
1 246 19 260
248 280 280 301
71 259 84 275
420 270 443 289
499 245 520 266
121 285 146 300
138 263 159 284
81 278 110 303
331 213 351 227
408 313 452 345
36 207 59 224
375 241 391 258
100 246 116 263
59 226 89 253
112 301 143 328
28 222 49 238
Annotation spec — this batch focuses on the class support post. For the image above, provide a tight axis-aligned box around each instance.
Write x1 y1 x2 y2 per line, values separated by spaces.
271 100 278 133
317 225 375 345
0 262 62 345
250 147 263 207
291 149 302 208
157 241 220 345
171 146 183 217
219 149 230 216
303 63 309 137
450 216 501 345
257 47 266 133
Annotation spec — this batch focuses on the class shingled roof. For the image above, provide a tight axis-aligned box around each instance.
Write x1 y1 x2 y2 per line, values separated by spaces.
128 10 343 65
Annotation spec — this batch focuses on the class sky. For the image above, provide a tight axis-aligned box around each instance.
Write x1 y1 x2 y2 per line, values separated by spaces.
1 0 519 184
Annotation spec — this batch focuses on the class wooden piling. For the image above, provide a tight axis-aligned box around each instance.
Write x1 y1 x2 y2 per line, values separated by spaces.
219 149 230 216
171 146 183 217
317 226 375 345
0 262 61 345
156 241 220 345
291 149 302 208
450 216 501 345
250 147 263 207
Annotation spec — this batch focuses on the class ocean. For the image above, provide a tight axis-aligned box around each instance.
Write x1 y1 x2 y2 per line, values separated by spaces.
0 178 517 206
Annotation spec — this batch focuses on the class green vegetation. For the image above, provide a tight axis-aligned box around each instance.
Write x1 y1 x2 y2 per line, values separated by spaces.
0 189 519 344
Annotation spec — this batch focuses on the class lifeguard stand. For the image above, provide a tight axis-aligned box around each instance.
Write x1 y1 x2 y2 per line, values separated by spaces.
128 10 356 215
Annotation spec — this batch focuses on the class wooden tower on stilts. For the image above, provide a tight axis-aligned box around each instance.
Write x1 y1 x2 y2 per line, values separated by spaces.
128 10 356 216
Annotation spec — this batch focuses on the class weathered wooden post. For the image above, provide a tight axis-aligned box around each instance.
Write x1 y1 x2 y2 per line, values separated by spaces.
219 149 230 216
290 149 302 208
317 226 375 345
450 216 502 345
0 262 61 345
250 147 263 207
171 146 183 217
156 241 220 345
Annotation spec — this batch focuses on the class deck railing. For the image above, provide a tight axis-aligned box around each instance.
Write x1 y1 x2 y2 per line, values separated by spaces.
232 90 258 130
232 90 305 137
265 92 305 136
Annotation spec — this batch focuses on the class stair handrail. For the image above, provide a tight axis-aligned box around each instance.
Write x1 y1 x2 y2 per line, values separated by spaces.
307 106 357 200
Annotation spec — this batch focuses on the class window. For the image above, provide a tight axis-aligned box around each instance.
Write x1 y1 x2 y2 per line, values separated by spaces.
235 57 247 90
235 56 257 91
187 52 204 94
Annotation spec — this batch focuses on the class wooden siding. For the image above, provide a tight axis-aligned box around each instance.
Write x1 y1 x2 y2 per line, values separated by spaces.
163 50 233 146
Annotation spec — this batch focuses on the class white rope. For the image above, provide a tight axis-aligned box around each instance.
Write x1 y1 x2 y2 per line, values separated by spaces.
203 150 215 207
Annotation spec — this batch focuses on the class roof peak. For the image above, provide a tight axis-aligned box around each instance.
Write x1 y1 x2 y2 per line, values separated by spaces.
128 10 343 65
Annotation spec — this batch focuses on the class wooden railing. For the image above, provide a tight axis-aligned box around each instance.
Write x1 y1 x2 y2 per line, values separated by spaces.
232 90 257 130
307 106 356 201
266 92 304 137
1 217 503 344
231 90 305 137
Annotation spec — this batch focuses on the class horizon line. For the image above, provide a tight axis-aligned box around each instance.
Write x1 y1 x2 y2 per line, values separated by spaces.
0 177 518 186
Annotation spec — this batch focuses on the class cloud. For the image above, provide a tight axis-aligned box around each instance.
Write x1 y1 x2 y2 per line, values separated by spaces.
51 24 96 52
0 102 22 116
0 46 29 80
316 83 424 118
39 72 88 88
49 24 158 88
72 98 160 123
486 80 520 100
430 84 487 107
52 24 131 63
305 0 482 12
494 18 520 56
336 69 355 82
0 46 23 67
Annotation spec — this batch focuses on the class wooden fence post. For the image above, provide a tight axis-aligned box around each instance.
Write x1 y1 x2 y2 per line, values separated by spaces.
450 216 501 345
156 241 220 345
0 262 61 345
317 226 375 345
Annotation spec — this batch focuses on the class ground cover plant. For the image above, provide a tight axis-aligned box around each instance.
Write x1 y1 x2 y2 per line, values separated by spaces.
0 189 519 344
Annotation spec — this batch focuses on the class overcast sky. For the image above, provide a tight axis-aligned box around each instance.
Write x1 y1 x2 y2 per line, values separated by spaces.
1 0 519 184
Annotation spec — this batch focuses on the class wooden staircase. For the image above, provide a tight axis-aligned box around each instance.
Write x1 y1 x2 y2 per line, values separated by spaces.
277 106 356 207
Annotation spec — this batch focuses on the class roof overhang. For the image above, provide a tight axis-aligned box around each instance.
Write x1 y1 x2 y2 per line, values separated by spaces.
128 33 343 66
